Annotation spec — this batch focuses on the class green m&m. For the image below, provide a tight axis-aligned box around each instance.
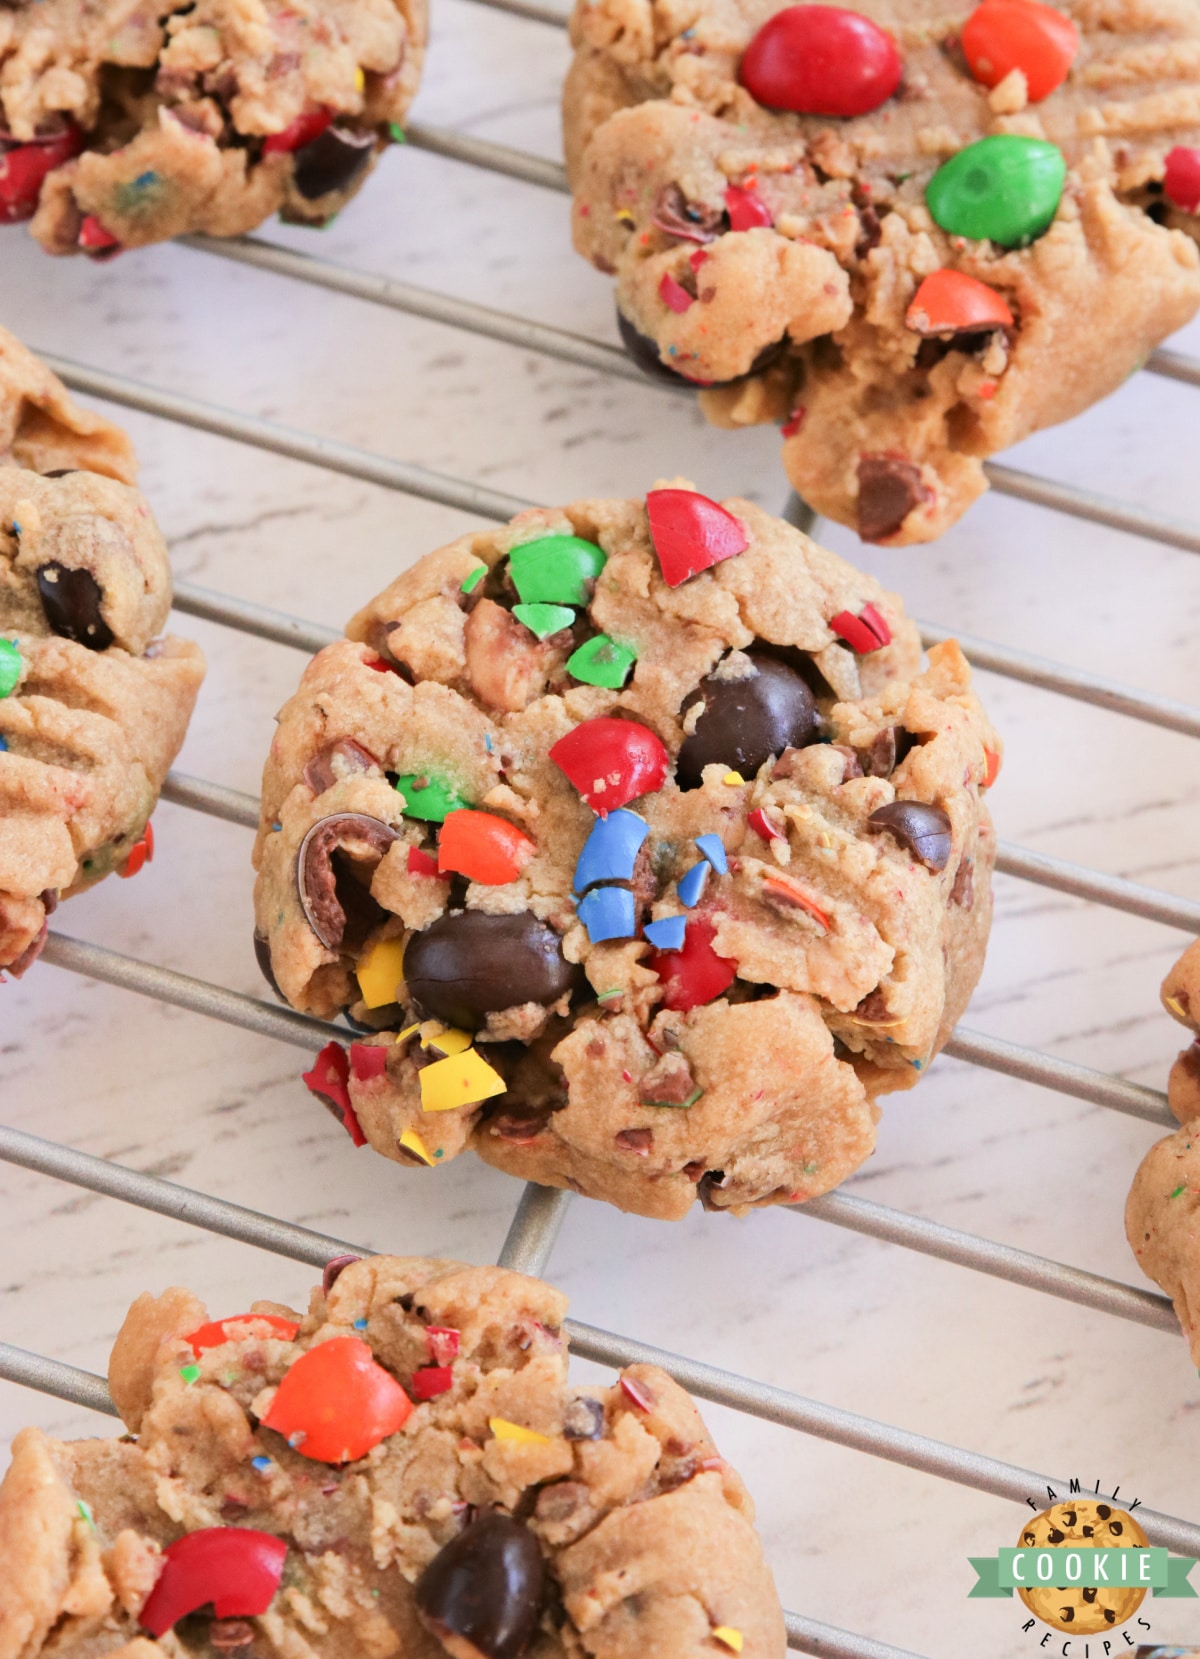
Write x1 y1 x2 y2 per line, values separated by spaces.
509 536 606 605
926 135 1065 248
567 635 636 689
0 638 21 699
513 602 575 640
394 772 467 822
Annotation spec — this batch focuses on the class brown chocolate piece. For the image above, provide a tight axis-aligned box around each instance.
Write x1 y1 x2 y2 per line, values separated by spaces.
637 1053 697 1105
292 125 375 200
867 801 952 872
856 456 929 543
651 183 723 244
677 652 820 787
415 1511 547 1659
403 910 580 1030
296 813 399 950
36 562 114 651
303 738 379 796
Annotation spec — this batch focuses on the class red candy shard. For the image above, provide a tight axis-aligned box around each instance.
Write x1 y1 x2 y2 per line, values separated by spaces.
619 1374 655 1412
658 271 694 313
302 1042 368 1147
739 6 902 118
0 125 82 224
263 107 333 155
1164 146 1200 214
646 488 749 588
261 1335 412 1462
905 269 1014 336
983 746 1000 789
185 1314 300 1353
139 1527 287 1635
748 807 785 842
407 845 443 878
411 1364 454 1401
960 0 1078 102
646 917 737 1012
426 1326 461 1365
829 603 890 653
724 183 773 230
349 1041 389 1082
781 406 806 439
549 716 670 815
120 821 154 878
78 213 119 252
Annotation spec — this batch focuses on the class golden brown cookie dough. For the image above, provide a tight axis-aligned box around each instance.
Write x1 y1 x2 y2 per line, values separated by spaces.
564 0 1200 543
0 0 426 256
0 1254 785 1659
253 487 999 1218
0 325 205 975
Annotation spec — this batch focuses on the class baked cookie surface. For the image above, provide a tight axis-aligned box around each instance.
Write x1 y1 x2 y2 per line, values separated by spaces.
565 0 1200 542
0 325 205 975
254 489 999 1218
0 0 426 256
0 1253 786 1659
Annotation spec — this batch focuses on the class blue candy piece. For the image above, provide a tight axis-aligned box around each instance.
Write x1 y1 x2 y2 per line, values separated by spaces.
578 885 636 944
574 809 648 893
0 735 7 751
694 833 728 874
677 861 709 908
644 915 687 952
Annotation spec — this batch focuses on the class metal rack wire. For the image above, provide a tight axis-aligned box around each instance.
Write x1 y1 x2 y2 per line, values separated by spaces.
4 14 1200 1657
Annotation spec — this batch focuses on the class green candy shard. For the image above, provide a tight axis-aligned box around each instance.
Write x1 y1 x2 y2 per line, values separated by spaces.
513 601 575 640
179 1364 201 1385
645 1088 704 1109
0 638 20 699
460 564 487 595
567 634 636 689
394 773 467 822
509 535 606 605
388 124 407 143
926 135 1065 249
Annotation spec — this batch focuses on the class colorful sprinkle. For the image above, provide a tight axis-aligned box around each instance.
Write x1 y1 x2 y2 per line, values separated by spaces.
356 936 406 1008
567 634 636 689
578 885 637 944
513 601 575 639
574 809 649 891
251 1455 273 1473
1166 995 1189 1020
77 1498 95 1529
1172 1184 1187 1199
419 1048 507 1112
509 535 606 605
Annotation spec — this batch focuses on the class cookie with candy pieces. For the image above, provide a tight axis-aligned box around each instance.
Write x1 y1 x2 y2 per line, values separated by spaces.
565 0 1200 542
254 486 999 1218
0 1252 785 1659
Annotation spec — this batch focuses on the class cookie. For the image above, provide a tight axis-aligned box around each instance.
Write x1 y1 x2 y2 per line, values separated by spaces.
253 487 999 1219
0 325 205 975
1016 1501 1148 1634
564 0 1200 543
0 0 426 257
0 1252 786 1659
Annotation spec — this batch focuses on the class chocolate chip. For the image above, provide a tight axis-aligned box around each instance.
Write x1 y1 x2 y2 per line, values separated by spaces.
1047 1528 1065 1544
615 1128 653 1155
651 183 723 244
296 813 399 950
855 204 882 256
404 911 580 1030
1109 1520 1124 1536
637 1053 695 1105
415 1511 546 1659
856 455 929 543
853 988 892 1022
562 1397 605 1441
292 125 375 200
41 469 79 478
36 563 114 650
863 726 914 778
681 1159 707 1181
253 931 285 1002
616 307 787 388
677 653 820 788
322 1254 361 1296
489 1111 546 1144
1082 1586 1097 1602
533 1481 588 1523
1096 1504 1112 1519
831 743 863 780
867 801 952 872
950 858 974 908
303 738 379 796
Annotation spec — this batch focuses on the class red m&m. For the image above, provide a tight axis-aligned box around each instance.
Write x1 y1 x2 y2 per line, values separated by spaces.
961 0 1078 103
739 6 902 118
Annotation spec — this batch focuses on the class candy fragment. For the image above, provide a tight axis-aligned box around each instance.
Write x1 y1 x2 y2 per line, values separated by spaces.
961 0 1078 101
262 1336 411 1462
138 1528 288 1635
263 107 333 154
437 809 536 885
356 935 406 1008
647 917 737 1011
739 5 902 116
513 601 574 639
119 821 154 879
426 1326 461 1364
694 833 728 874
349 1042 389 1081
578 885 637 943
508 535 606 605
412 1365 454 1400
829 603 892 653
550 716 669 813
724 183 773 230
78 214 119 253
1164 147 1200 214
460 564 487 595
567 634 636 689
0 127 83 223
644 915 687 951
659 271 695 313
302 1042 368 1147
298 814 399 948
394 774 467 823
905 270 1014 337
0 639 21 698
185 1315 299 1352
867 801 953 871
619 1374 655 1411
982 747 1000 789
677 861 710 907
400 1127 436 1164
713 1628 744 1652
762 872 831 929
419 1048 507 1112
574 809 649 891
926 135 1065 247
415 1513 546 1659
748 807 785 842
646 489 749 587
407 845 443 878
489 1417 552 1445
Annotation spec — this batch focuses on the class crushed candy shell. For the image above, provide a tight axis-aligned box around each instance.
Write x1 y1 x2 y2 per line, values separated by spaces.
578 885 637 943
185 1315 299 1352
567 634 636 689
762 872 831 929
437 809 535 885
646 489 749 587
460 564 487 595
694 833 728 874
263 106 333 154
513 601 575 639
619 1374 655 1411
421 1024 473 1056
0 639 21 698
395 773 467 822
349 1042 389 1081
400 1127 436 1164
489 1416 552 1445
356 936 406 1008
713 1628 744 1653
262 1336 411 1462
138 1527 288 1635
748 807 785 841
407 845 443 878
677 862 710 907
1165 146 1200 213
724 183 773 229
659 271 694 313
412 1364 454 1400
643 914 686 951
829 603 891 653
647 917 737 1011
426 1326 461 1364
574 809 649 892
302 1042 367 1147
419 1048 507 1112
550 716 669 814
509 535 606 605
120 820 154 879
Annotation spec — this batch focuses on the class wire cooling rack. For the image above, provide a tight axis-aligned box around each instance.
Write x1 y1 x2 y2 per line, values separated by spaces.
3 3 1200 1655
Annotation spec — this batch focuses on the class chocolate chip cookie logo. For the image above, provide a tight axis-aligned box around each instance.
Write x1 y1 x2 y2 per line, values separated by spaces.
970 1482 1197 1651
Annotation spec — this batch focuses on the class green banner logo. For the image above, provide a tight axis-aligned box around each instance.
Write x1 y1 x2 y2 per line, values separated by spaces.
969 1549 1197 1600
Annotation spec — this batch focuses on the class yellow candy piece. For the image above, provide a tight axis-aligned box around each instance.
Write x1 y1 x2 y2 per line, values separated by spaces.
354 66 365 91
489 1417 551 1445
1166 995 1189 1021
722 771 745 787
713 1630 743 1653
399 1127 435 1166
421 1024 472 1057
357 937 406 1009
420 1048 506 1113
396 1023 421 1043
